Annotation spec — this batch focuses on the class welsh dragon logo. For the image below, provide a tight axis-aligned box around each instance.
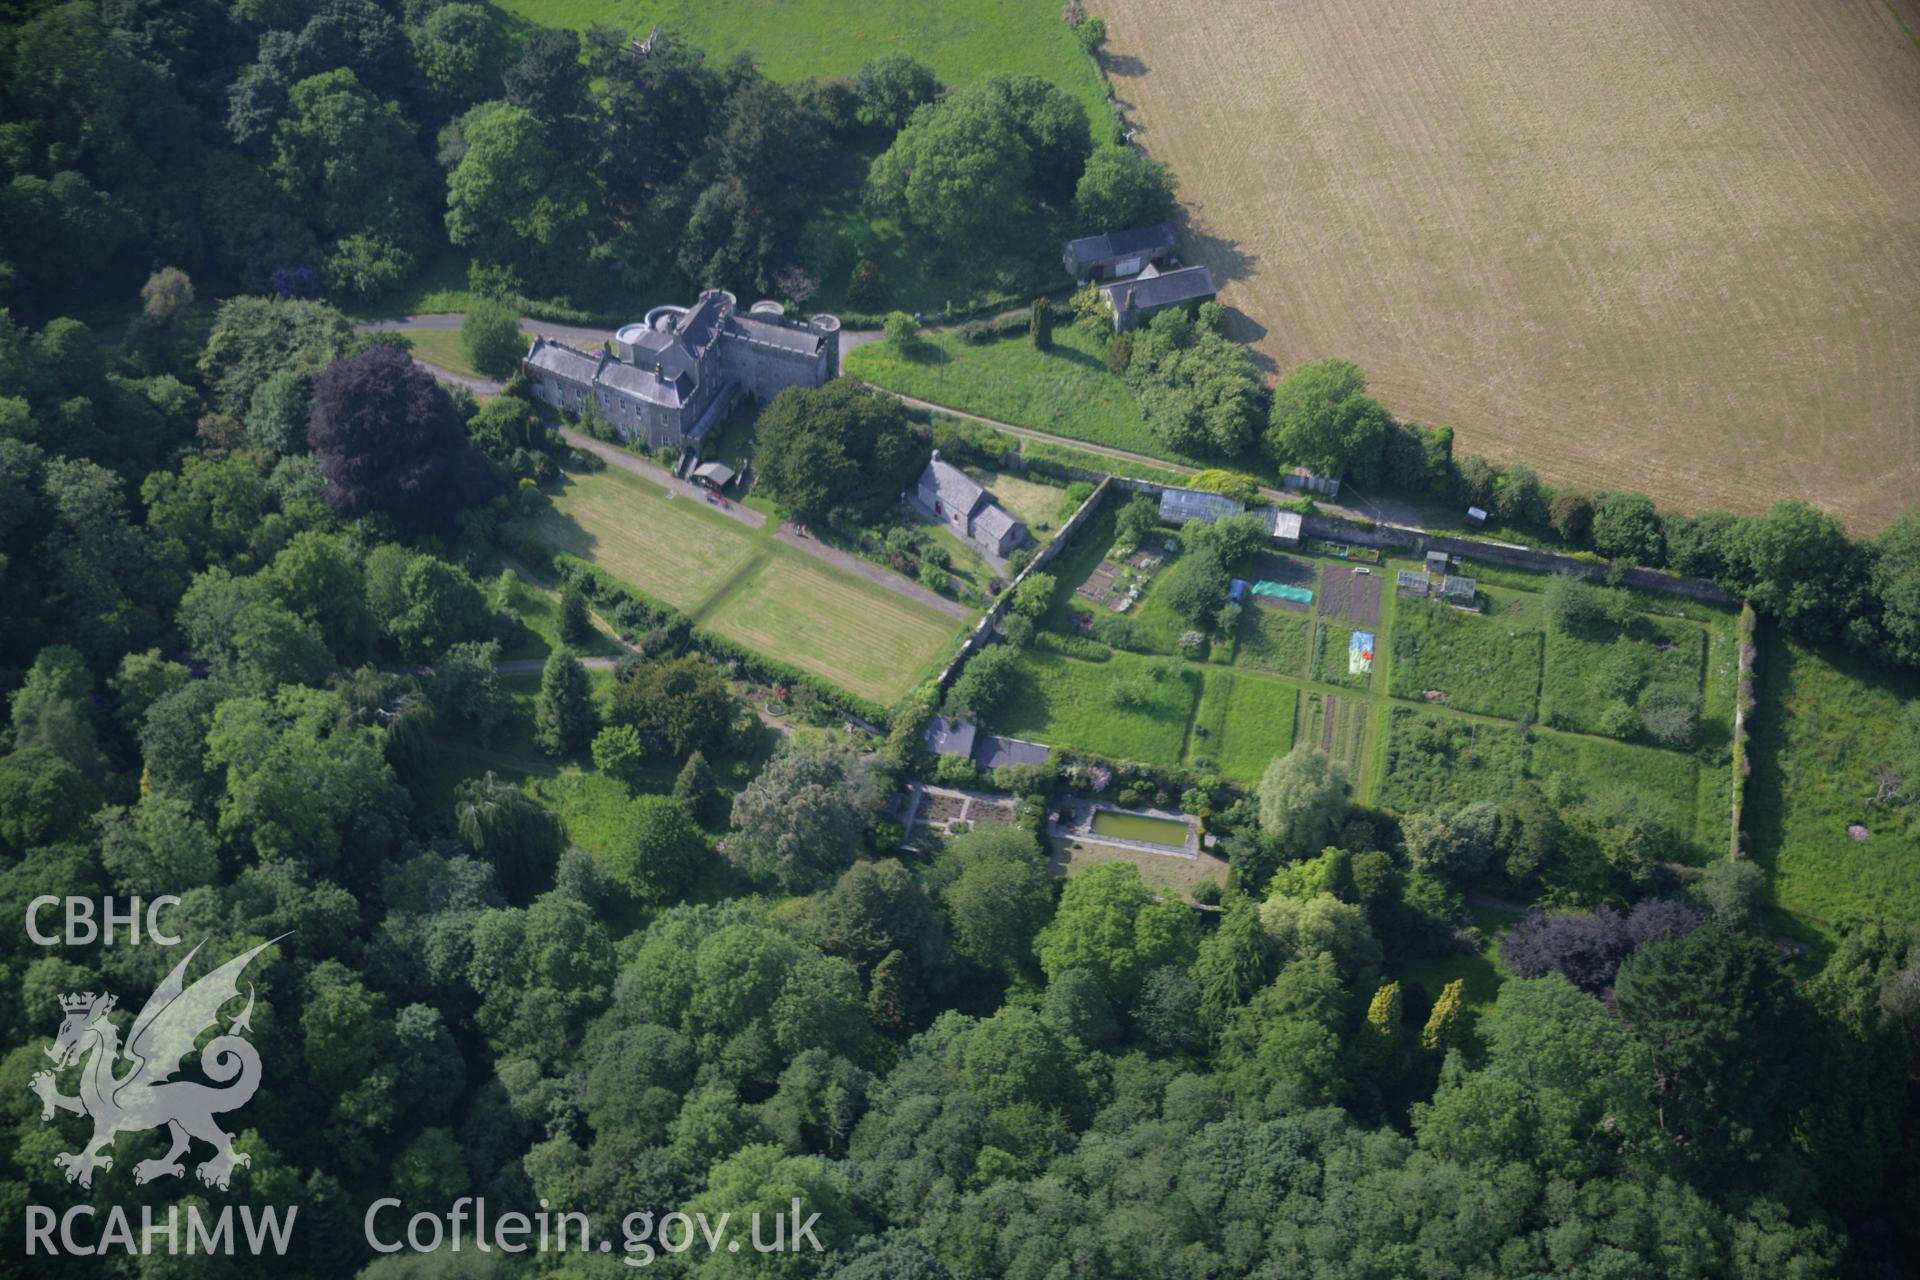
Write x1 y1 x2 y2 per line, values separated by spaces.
30 936 286 1191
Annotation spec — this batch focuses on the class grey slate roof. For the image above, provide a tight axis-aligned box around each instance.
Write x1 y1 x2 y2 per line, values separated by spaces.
1064 222 1177 271
1103 263 1218 313
727 312 826 356
920 457 985 517
598 358 692 407
973 503 1021 545
972 733 1051 770
926 716 977 758
674 293 726 355
526 337 602 384
692 461 736 486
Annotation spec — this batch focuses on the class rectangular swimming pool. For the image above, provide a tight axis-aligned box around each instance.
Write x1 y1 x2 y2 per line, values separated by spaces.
1090 811 1191 848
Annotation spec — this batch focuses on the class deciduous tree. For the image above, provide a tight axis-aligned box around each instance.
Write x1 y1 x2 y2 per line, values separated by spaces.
307 345 496 533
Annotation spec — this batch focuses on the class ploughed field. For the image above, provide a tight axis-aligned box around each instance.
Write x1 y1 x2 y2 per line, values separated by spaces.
1095 0 1920 530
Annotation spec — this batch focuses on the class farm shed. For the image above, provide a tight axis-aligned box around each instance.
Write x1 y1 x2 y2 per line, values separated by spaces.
1063 222 1177 281
1159 487 1245 526
1425 550 1449 576
925 716 978 758
1102 264 1219 333
1267 509 1304 546
1465 506 1488 527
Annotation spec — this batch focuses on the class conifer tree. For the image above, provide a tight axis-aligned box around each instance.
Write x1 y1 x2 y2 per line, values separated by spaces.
534 647 597 756
1422 978 1467 1053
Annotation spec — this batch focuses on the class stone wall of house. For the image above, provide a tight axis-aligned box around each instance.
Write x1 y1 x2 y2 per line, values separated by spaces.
720 336 833 405
935 477 1115 690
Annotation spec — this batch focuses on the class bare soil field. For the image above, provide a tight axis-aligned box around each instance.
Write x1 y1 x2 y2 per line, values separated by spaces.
1320 568 1383 627
1096 0 1920 530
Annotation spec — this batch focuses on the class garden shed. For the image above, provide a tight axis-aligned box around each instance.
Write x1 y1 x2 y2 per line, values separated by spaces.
1267 509 1304 546
691 460 736 490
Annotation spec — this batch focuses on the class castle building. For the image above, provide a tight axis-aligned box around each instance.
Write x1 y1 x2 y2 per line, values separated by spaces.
524 290 841 450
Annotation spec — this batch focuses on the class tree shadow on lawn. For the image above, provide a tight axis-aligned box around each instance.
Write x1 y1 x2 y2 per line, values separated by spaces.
519 502 600 564
1042 343 1110 374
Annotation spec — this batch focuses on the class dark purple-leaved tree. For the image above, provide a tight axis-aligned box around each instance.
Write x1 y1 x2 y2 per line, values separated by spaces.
1502 899 1700 995
307 345 496 533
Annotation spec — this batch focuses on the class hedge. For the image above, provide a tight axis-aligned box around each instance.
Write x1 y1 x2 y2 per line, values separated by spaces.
1033 631 1112 662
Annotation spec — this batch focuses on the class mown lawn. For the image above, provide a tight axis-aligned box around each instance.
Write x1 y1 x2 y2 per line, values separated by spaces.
974 468 1075 541
1746 635 1920 939
699 555 965 704
1189 669 1297 782
994 648 1199 768
1389 589 1542 721
847 328 1165 456
521 467 762 614
405 326 529 381
519 466 969 705
1049 839 1229 902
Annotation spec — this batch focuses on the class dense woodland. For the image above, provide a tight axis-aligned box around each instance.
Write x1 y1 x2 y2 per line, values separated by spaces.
1 2 1918 1278
0 0 1160 324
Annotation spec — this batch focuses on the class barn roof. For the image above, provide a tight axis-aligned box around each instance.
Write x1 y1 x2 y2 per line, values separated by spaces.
1103 264 1218 313
1063 222 1177 270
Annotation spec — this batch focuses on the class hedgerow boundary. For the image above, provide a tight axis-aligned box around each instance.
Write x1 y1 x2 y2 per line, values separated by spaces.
1731 602 1758 858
